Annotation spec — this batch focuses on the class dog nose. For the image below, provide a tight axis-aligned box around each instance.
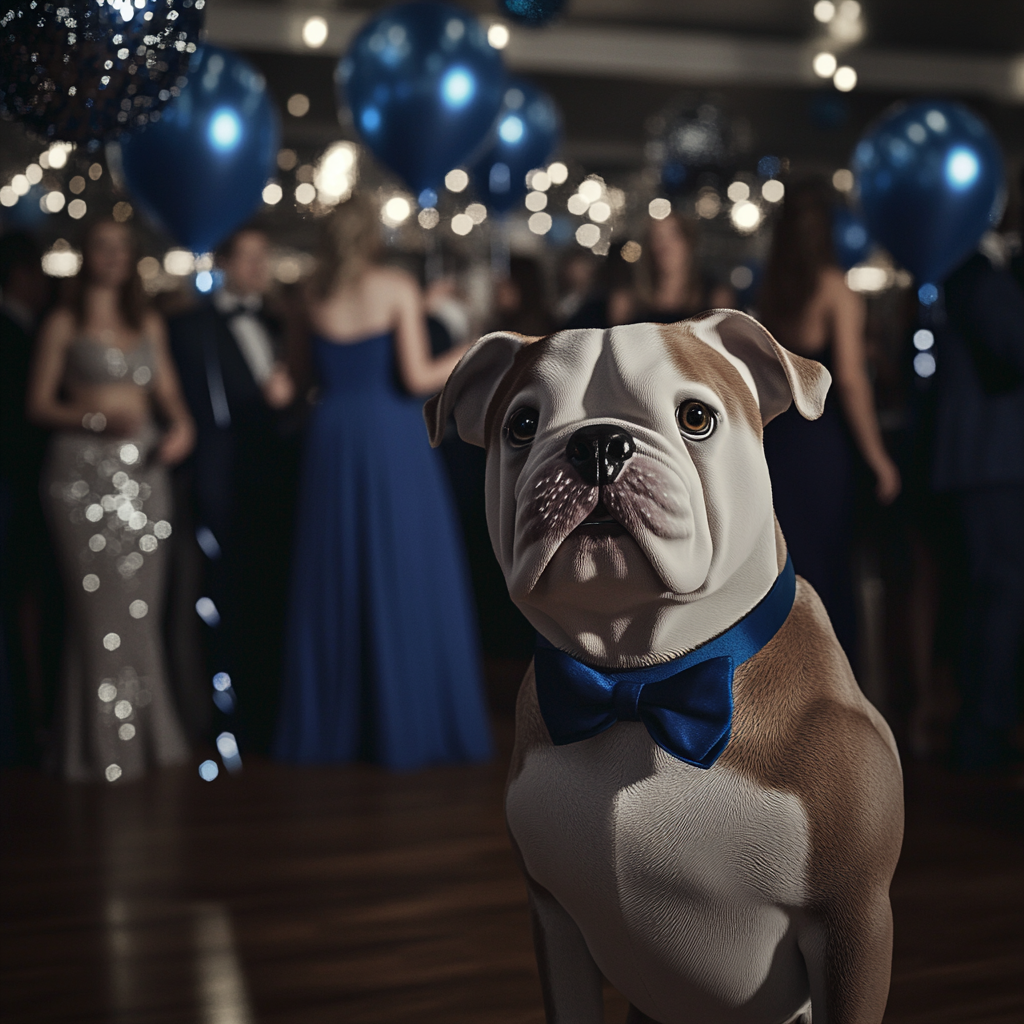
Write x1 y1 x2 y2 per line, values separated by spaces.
566 425 635 486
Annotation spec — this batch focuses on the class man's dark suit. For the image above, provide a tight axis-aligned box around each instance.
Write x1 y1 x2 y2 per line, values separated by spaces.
934 251 1024 770
168 298 299 753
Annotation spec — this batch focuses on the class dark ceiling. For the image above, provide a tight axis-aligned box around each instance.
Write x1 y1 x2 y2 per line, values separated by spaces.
243 1 1024 184
328 0 1024 56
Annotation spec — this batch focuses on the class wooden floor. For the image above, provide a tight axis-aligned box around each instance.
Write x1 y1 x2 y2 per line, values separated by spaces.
2 716 1022 1024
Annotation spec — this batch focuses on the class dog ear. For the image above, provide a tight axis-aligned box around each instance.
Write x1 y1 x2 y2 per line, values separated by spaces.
691 309 832 425
424 331 531 448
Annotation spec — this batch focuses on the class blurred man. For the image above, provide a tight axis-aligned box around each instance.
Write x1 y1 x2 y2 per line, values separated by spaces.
933 241 1024 772
0 232 56 762
168 228 298 753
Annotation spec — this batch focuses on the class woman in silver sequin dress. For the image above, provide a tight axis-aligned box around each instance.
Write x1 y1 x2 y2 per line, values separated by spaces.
27 220 196 783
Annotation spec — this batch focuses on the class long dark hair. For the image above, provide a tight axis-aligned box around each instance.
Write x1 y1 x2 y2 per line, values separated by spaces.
758 178 837 335
70 219 147 330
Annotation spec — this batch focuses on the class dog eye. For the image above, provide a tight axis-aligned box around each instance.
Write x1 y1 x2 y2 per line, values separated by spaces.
677 400 715 439
506 406 539 448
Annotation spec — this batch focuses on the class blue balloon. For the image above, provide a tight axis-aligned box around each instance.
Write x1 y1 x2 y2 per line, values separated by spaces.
832 205 873 271
471 79 560 214
338 2 505 194
852 100 1004 284
119 47 279 253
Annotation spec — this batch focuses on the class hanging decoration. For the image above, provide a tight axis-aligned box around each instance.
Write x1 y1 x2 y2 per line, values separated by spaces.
647 98 750 198
832 205 872 271
471 79 560 214
496 0 566 26
852 100 1004 287
338 1 505 196
118 46 278 254
0 0 205 146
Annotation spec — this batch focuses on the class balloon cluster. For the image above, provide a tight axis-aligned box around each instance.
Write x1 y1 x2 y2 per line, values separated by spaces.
120 47 278 253
852 100 1004 285
472 79 560 214
339 1 506 195
0 0 205 144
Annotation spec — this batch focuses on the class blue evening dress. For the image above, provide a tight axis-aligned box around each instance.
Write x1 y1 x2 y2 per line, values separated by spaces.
274 333 492 769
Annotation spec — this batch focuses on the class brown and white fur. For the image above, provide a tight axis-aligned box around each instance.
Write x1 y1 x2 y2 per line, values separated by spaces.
426 311 904 1024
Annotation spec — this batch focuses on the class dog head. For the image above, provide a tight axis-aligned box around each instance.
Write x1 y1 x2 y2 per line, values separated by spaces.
426 311 830 668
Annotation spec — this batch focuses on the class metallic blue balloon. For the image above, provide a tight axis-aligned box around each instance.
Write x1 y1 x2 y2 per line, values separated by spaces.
338 2 505 194
119 47 279 254
852 100 1004 284
832 205 872 271
471 79 560 214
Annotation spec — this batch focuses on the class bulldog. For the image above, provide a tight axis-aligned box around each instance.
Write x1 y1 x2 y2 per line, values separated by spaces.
425 311 903 1024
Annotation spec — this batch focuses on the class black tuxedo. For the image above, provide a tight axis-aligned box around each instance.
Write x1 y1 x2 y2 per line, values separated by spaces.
168 299 299 753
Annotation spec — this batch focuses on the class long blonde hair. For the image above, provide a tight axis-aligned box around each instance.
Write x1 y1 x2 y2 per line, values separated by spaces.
310 193 383 299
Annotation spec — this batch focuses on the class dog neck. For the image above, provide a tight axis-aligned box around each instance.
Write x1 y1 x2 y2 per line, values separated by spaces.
522 516 787 671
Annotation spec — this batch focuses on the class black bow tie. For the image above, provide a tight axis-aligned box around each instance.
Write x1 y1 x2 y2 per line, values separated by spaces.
218 293 262 315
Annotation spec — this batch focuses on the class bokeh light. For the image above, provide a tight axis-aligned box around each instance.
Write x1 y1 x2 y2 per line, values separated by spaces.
487 23 510 49
648 197 671 220
445 168 469 192
302 15 328 49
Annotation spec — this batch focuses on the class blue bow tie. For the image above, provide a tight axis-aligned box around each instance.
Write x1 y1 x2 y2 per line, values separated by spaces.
534 555 796 769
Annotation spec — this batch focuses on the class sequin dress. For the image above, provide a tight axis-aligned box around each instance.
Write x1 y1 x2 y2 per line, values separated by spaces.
43 337 189 782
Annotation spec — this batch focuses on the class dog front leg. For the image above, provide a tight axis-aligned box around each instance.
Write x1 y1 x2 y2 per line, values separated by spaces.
527 876 604 1024
798 892 893 1024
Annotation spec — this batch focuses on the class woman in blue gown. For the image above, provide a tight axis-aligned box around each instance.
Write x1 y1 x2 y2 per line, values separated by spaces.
758 179 901 659
274 195 491 770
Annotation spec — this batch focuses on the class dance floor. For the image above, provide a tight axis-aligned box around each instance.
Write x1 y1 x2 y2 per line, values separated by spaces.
2 690 1022 1024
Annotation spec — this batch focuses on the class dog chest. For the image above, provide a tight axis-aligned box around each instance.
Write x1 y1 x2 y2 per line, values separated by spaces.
506 723 813 1021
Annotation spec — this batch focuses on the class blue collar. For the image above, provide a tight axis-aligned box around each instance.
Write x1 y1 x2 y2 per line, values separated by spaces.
534 555 796 768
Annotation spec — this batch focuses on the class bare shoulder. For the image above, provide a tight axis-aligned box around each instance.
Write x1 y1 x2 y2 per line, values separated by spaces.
368 264 418 300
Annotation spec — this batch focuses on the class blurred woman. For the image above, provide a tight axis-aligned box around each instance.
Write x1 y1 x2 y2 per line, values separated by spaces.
27 220 195 782
489 256 554 337
274 194 491 770
758 178 901 657
609 210 732 326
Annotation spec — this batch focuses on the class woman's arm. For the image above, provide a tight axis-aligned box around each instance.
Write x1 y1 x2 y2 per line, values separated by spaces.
390 271 469 396
147 312 196 464
827 273 901 504
26 309 92 430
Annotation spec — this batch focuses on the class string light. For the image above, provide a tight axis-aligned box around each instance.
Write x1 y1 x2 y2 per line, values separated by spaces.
547 162 568 184
813 52 838 78
302 15 328 49
833 66 857 92
528 212 552 235
648 197 672 220
487 23 510 49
